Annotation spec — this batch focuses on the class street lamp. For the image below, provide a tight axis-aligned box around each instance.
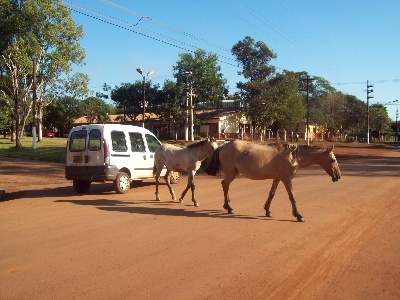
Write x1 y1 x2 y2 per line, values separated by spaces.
136 68 153 128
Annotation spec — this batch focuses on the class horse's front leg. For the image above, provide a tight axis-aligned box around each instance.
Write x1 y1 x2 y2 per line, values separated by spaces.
155 167 161 201
179 171 198 207
264 179 280 217
283 180 304 222
164 170 176 201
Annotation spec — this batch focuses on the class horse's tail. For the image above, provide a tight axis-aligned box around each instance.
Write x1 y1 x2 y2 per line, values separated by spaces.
205 146 222 176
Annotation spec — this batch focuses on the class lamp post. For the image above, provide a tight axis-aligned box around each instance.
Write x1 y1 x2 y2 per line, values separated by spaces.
136 68 153 128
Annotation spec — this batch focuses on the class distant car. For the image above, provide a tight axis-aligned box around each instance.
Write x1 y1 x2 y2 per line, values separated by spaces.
42 130 55 138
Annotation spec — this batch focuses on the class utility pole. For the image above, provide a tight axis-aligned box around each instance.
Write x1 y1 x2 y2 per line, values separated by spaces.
183 71 192 141
32 57 37 149
366 80 374 144
189 81 196 142
396 107 399 142
300 75 314 145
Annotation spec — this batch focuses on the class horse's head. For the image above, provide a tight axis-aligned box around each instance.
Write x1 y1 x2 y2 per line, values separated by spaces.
206 137 219 156
321 146 341 182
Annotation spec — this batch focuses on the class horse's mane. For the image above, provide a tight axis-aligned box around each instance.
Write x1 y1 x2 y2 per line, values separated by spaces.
187 139 208 149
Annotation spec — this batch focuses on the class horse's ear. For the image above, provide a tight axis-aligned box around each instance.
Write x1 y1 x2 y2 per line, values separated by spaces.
326 146 334 153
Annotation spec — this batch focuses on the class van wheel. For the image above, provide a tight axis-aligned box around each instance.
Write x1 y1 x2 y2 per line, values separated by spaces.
170 172 180 184
114 172 130 194
73 180 91 193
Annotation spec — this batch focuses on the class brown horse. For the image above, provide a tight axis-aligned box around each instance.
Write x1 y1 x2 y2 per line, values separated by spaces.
153 138 218 206
206 140 341 222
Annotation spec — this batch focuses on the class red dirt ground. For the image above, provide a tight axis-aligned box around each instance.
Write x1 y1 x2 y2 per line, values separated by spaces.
0 141 399 299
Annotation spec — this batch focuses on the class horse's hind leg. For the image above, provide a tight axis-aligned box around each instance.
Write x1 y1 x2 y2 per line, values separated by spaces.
264 179 280 217
164 169 176 201
283 180 304 222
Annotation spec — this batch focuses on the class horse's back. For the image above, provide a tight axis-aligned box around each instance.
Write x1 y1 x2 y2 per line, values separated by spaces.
220 140 295 180
156 144 197 172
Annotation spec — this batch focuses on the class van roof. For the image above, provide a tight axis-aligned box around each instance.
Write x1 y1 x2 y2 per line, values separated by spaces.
70 124 153 133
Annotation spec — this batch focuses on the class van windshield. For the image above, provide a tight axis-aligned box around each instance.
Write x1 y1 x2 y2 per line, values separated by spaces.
145 134 161 153
69 130 87 152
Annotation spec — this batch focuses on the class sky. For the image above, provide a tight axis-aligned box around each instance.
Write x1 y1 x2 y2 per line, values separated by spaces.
64 0 400 120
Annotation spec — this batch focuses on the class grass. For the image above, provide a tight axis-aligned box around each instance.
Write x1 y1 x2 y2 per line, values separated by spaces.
0 136 67 163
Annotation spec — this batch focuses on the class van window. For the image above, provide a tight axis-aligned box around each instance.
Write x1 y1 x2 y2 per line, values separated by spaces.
69 130 87 152
111 131 128 152
89 129 101 151
145 134 161 153
129 132 145 152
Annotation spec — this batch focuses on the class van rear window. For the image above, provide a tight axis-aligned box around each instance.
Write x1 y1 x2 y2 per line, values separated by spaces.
69 130 87 152
89 129 101 151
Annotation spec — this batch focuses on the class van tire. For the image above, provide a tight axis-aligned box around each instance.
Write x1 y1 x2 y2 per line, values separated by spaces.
114 172 130 194
170 172 180 184
73 180 91 193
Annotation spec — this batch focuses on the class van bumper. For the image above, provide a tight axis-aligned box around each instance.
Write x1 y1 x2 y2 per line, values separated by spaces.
65 165 119 181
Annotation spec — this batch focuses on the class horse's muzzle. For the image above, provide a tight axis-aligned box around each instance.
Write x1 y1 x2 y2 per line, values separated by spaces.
332 172 341 182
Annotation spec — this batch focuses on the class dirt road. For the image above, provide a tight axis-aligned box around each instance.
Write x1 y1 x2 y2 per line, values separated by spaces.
1 142 399 299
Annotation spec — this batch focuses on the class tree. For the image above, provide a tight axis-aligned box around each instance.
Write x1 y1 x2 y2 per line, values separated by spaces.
319 92 347 134
298 73 336 127
232 36 276 83
157 79 187 140
232 36 283 137
81 97 112 124
342 95 366 137
110 80 160 124
369 104 392 136
43 96 82 134
173 48 228 108
0 0 85 147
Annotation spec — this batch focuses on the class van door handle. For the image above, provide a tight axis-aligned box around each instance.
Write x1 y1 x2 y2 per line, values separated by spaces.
143 155 146 160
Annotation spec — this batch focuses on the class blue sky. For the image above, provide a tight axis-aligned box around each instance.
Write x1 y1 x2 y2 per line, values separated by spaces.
65 0 400 120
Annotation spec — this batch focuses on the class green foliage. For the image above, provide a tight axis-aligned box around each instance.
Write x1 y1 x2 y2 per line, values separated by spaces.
0 0 85 147
81 97 112 124
43 96 82 133
369 104 392 132
173 48 228 108
110 80 160 122
158 79 187 137
232 36 276 82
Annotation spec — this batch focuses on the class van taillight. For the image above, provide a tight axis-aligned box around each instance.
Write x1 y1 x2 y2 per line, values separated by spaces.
103 139 110 165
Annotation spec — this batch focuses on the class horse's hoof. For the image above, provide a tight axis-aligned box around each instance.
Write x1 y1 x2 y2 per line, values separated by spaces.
194 202 199 207
266 212 273 217
179 198 183 203
228 209 234 214
297 217 305 222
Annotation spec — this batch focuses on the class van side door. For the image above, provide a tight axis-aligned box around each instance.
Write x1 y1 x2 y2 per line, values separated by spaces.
128 132 153 178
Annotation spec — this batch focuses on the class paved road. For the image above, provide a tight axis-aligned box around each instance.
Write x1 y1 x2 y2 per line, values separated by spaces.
0 152 399 299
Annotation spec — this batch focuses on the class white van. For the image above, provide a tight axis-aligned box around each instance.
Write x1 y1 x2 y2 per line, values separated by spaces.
65 124 179 194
